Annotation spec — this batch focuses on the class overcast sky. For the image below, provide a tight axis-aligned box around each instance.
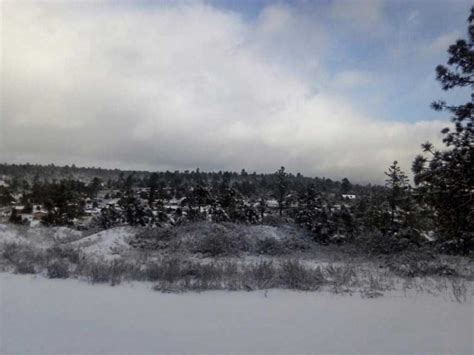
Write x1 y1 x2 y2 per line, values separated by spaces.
0 0 471 183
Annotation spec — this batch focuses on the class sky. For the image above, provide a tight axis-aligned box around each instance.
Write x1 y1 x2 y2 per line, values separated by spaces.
0 0 471 183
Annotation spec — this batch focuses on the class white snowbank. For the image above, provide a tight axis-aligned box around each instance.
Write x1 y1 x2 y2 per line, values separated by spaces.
0 223 83 249
52 227 83 243
246 225 290 241
0 224 24 245
0 273 471 355
69 227 134 259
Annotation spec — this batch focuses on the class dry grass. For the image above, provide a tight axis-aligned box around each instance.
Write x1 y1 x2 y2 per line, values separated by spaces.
0 231 472 300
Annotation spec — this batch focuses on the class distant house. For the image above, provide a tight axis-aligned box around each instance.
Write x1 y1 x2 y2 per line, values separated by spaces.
0 175 8 187
342 194 356 200
266 199 279 208
33 210 48 220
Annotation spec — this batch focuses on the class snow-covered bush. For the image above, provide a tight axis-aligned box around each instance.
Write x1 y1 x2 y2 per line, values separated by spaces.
279 259 325 290
245 260 276 289
47 260 70 279
255 237 285 256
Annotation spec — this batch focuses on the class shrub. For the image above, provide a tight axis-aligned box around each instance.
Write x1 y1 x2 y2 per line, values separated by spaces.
46 246 81 264
261 215 287 226
256 238 285 255
325 264 356 289
195 232 234 256
15 260 36 274
2 243 46 273
80 259 131 285
2 243 21 262
357 230 418 255
47 260 70 279
282 237 311 252
247 261 276 289
131 228 176 250
145 258 182 283
437 239 474 256
279 260 324 290
387 254 457 277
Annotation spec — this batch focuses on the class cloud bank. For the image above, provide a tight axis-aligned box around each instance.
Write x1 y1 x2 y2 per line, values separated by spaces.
0 1 456 182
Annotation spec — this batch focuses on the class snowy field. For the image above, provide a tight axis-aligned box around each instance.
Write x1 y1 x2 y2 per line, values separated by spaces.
1 273 472 355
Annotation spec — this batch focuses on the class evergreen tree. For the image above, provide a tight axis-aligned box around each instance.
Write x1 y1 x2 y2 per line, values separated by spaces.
9 208 23 224
148 172 159 205
0 186 14 206
385 161 410 229
412 7 474 253
88 177 102 198
275 166 288 217
341 178 352 194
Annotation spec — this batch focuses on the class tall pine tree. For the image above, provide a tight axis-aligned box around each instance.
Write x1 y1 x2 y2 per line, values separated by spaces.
412 7 473 254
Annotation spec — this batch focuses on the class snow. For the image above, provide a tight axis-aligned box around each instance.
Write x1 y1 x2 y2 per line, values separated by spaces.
69 227 134 260
0 224 82 249
0 224 30 246
53 227 83 243
1 273 472 355
246 225 289 241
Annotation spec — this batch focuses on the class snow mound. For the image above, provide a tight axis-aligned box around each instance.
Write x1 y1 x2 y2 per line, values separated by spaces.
52 227 83 243
246 225 291 241
70 227 135 260
0 224 29 246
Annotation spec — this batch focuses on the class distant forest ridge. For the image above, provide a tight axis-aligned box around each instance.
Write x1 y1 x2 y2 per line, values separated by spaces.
0 162 378 193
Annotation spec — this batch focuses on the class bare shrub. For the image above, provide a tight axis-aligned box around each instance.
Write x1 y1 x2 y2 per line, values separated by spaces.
357 231 414 255
131 228 176 250
192 262 227 289
282 238 311 252
88 262 110 283
79 259 133 285
47 260 70 279
145 258 182 283
261 215 287 226
15 260 36 274
451 279 468 303
195 232 234 256
2 243 46 274
255 238 285 256
246 260 276 289
279 259 325 290
46 245 81 264
360 273 393 298
324 264 357 292
2 243 21 261
387 254 457 278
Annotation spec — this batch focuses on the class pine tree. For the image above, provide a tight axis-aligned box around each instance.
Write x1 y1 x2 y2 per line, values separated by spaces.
412 7 473 254
275 166 288 217
341 178 352 194
385 161 410 229
148 172 159 205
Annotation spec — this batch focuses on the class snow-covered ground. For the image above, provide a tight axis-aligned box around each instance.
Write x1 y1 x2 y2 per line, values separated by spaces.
69 227 134 260
1 273 472 355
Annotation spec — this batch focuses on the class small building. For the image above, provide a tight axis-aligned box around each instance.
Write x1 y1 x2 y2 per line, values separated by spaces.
342 194 356 200
0 175 8 187
33 210 48 220
266 199 279 208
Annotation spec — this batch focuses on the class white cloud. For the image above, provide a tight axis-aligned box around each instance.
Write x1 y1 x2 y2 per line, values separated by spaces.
424 31 461 54
330 0 385 31
408 10 420 24
0 1 444 183
332 70 376 89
